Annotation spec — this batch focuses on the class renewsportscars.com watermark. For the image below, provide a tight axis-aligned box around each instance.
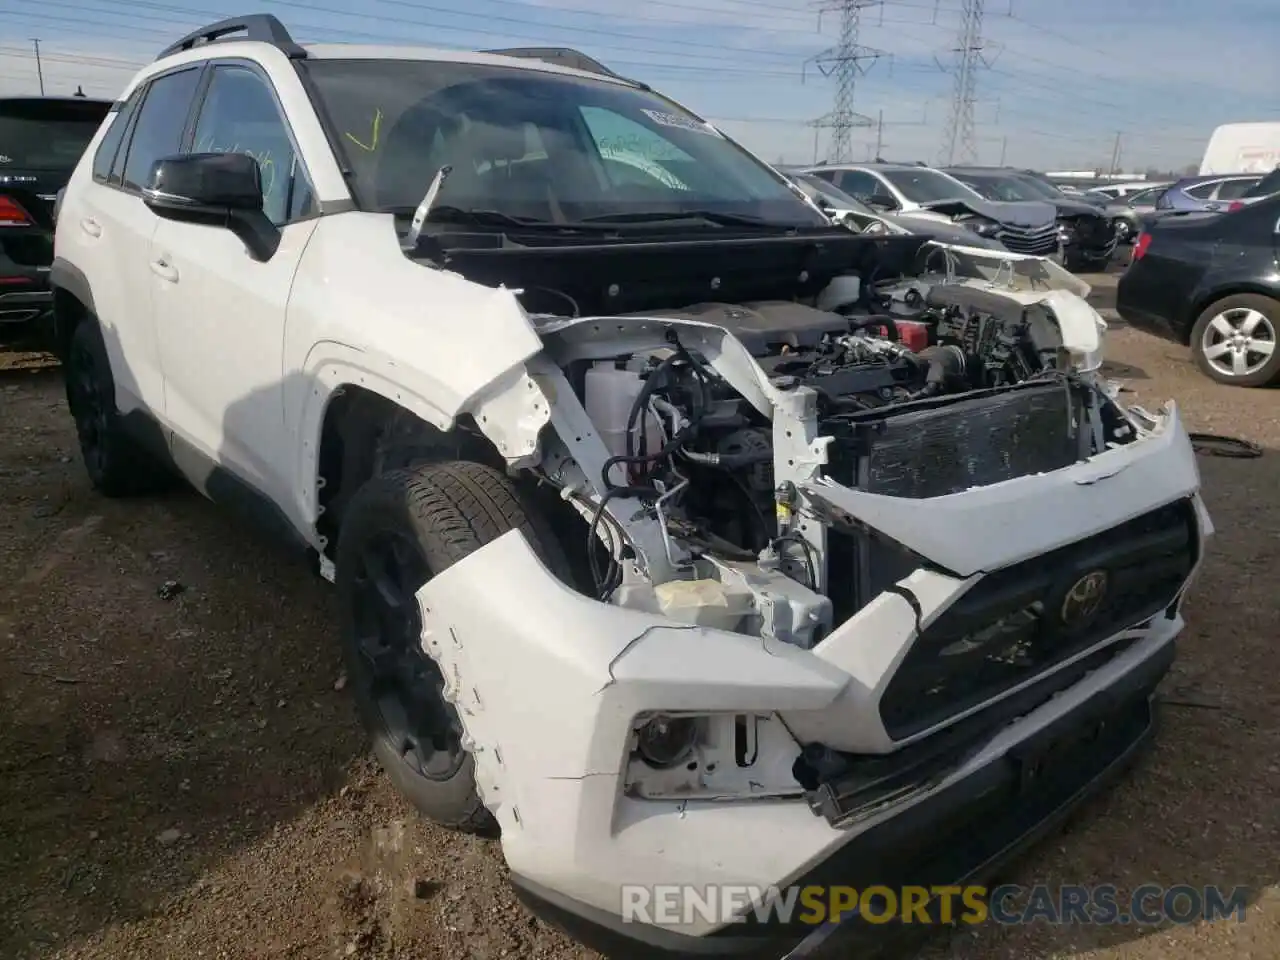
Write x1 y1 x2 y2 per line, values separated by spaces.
621 884 1251 927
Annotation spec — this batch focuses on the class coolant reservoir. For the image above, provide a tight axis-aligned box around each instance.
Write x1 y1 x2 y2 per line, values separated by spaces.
584 364 661 484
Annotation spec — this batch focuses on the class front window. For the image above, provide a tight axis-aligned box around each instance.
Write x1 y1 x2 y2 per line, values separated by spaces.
956 174 1044 203
301 59 826 227
0 98 110 170
880 168 983 204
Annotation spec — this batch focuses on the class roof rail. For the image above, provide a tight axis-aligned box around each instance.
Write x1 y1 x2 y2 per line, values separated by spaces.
483 47 642 85
155 14 307 62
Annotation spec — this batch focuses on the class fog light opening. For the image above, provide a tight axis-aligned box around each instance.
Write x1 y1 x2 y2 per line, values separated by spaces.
635 715 700 769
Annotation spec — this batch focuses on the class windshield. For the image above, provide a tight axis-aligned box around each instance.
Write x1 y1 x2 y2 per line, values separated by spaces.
954 173 1046 203
1012 176 1063 199
301 59 827 227
0 99 108 170
791 173 876 215
879 168 982 204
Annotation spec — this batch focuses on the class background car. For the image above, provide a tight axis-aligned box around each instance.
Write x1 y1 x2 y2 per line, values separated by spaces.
1102 183 1170 243
801 161 1059 256
1226 166 1280 210
1087 182 1162 201
1117 193 1280 387
781 168 1010 250
1153 173 1263 213
0 94 112 342
945 166 1116 270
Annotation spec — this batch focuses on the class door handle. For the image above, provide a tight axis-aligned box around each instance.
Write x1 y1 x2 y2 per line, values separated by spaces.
149 257 179 283
80 217 102 238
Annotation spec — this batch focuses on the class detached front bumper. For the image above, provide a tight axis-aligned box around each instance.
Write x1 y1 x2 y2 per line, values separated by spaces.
415 402 1207 957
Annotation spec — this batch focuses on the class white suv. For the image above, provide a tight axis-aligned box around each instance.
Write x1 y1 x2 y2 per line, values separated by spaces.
53 16 1211 958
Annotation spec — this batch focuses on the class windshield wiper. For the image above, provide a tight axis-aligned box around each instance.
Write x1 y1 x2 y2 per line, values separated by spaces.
578 210 794 228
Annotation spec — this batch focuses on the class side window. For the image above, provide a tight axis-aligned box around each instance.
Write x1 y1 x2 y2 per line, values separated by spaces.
840 170 881 199
1184 181 1218 200
190 64 315 226
91 89 142 183
1214 178 1257 200
121 67 202 191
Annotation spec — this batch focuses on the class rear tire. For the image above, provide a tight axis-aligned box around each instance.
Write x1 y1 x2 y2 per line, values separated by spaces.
64 320 174 497
334 460 571 834
1189 294 1280 388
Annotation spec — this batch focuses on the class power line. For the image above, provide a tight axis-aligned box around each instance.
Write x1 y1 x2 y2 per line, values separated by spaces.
807 0 886 163
936 0 992 164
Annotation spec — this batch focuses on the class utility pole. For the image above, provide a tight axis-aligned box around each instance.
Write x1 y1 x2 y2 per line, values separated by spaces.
999 135 1007 166
873 109 885 159
935 0 995 166
31 38 45 95
1108 131 1123 175
806 0 884 163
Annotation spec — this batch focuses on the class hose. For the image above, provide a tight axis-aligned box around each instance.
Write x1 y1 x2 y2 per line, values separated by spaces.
1187 432 1263 459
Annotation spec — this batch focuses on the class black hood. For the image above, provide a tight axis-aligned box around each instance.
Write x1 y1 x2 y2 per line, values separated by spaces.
1050 197 1108 218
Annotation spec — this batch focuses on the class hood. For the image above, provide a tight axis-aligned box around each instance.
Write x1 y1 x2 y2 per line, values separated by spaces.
918 197 1057 228
885 211 1007 250
1051 197 1108 218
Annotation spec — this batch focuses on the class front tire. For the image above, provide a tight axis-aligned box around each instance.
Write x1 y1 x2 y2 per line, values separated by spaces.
334 460 570 834
1190 294 1280 387
64 320 173 497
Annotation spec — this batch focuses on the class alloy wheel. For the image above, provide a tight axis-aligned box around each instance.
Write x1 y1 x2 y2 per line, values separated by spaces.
1200 307 1277 379
349 531 466 781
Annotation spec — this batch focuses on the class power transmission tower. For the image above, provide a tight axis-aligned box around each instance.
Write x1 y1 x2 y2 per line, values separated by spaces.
805 0 885 163
935 0 995 166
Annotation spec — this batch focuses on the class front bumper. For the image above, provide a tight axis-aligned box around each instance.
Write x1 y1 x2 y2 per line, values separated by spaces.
415 402 1207 955
512 632 1173 959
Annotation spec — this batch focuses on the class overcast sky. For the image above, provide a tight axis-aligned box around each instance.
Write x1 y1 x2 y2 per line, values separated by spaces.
2 0 1276 171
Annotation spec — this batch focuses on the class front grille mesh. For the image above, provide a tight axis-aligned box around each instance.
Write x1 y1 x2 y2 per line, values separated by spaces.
878 498 1197 740
994 221 1058 255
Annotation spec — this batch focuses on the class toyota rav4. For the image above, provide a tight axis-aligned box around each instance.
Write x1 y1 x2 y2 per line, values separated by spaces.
51 16 1210 959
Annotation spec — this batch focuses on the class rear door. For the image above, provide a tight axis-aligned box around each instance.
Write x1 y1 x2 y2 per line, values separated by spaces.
68 65 204 417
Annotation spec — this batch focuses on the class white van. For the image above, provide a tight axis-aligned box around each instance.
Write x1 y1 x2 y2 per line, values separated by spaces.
1200 122 1280 175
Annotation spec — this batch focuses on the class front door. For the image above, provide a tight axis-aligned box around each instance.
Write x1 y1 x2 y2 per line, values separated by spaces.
151 62 319 506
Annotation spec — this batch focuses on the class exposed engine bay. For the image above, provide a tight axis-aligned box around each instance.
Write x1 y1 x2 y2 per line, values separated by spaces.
511 247 1129 652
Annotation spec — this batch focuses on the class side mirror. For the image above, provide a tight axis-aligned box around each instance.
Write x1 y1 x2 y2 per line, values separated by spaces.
142 152 280 261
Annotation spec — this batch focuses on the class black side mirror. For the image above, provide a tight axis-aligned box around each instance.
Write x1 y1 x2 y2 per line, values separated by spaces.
864 194 898 212
142 152 280 261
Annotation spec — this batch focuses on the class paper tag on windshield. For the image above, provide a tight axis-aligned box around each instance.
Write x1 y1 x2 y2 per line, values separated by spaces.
642 109 722 137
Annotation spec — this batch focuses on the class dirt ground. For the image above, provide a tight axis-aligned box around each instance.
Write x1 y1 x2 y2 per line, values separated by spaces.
2 271 1279 960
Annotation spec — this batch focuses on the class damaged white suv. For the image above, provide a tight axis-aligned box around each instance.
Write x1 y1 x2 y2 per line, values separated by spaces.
53 16 1212 959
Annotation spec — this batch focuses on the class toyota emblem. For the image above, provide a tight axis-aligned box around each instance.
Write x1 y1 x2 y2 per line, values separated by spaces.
1061 570 1108 626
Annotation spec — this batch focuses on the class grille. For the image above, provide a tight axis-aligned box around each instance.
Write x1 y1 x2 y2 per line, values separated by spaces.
820 381 1084 624
993 221 1058 256
878 498 1197 740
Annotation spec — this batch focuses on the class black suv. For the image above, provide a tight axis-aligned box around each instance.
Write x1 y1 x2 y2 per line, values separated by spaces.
1 94 112 342
944 165 1118 271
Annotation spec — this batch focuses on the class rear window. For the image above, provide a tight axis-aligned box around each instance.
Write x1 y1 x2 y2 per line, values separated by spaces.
0 98 111 170
1244 168 1280 199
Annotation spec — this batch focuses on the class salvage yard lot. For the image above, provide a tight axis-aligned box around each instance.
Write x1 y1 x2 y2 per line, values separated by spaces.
2 270 1280 960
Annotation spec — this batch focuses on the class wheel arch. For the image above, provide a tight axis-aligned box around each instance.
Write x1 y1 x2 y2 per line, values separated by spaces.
48 257 97 361
301 358 554 562
1184 285 1280 344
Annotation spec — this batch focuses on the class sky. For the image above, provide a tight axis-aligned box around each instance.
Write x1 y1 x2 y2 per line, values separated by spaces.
1 0 1276 171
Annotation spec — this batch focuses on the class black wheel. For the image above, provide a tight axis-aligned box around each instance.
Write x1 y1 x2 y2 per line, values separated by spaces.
64 320 173 497
334 460 571 834
1189 294 1280 388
